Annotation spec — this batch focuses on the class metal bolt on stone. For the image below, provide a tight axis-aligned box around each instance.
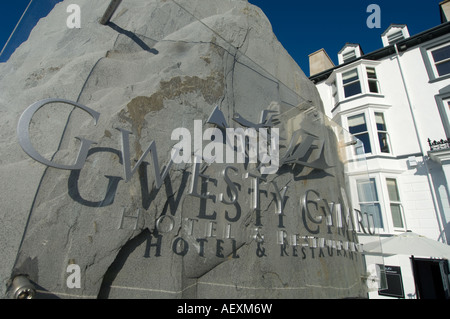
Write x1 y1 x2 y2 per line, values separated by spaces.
11 276 36 299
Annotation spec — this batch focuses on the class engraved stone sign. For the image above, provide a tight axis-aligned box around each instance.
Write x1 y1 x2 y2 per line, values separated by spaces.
1 0 367 298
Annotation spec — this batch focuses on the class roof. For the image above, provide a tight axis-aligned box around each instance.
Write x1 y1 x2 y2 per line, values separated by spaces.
337 43 363 55
309 21 450 84
380 23 408 37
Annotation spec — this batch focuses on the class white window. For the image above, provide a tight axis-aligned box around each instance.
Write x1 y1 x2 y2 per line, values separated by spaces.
338 44 362 65
348 114 371 154
387 30 404 45
386 178 404 229
343 50 356 64
381 25 409 48
375 112 390 153
335 63 381 103
429 43 450 78
342 69 362 98
356 178 384 229
346 111 392 156
367 67 380 94
331 80 338 105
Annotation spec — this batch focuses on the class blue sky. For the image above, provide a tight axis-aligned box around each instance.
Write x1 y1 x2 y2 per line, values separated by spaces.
0 0 445 74
0 0 62 62
249 0 444 75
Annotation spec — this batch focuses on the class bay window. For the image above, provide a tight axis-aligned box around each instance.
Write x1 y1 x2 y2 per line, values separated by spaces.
375 112 390 153
342 69 362 98
386 178 404 229
367 67 379 93
346 110 392 156
348 114 371 153
356 178 384 229
330 61 382 104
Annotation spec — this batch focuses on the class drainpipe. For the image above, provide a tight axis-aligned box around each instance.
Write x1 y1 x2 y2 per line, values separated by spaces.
394 44 447 244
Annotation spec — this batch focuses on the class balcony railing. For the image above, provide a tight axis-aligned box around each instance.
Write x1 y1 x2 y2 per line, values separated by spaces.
428 138 450 151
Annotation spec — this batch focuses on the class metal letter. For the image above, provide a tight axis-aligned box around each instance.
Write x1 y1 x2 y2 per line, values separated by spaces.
219 166 239 205
17 98 99 170
301 190 323 235
117 128 173 186
188 156 216 201
118 207 141 230
207 105 228 130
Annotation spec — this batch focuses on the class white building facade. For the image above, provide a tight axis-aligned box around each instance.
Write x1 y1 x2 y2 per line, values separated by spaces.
309 3 450 299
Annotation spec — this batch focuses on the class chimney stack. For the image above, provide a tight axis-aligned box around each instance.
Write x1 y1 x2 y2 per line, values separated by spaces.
440 0 450 23
308 49 335 77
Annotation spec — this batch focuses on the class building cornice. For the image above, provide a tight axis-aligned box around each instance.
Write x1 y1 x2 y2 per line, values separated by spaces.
429 148 450 164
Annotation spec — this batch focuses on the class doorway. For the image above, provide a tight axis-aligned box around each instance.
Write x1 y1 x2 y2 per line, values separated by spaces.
410 257 450 299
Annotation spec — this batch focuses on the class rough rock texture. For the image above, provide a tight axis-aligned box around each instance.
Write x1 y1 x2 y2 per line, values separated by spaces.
0 0 366 298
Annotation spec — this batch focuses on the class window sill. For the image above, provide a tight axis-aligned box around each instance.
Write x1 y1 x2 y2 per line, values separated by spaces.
429 73 450 83
364 153 396 160
332 93 385 113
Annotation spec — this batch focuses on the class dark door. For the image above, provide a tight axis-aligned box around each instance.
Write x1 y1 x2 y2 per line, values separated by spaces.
411 257 450 299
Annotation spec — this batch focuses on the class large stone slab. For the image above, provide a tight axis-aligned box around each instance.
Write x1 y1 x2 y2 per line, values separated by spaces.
0 0 366 298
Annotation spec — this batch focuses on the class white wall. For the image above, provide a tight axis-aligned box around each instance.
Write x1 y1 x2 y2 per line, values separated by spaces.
314 34 450 299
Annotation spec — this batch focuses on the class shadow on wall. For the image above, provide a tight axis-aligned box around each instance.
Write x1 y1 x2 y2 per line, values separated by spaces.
107 22 159 55
426 159 450 243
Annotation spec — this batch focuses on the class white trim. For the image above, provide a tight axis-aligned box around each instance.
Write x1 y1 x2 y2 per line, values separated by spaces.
346 168 405 176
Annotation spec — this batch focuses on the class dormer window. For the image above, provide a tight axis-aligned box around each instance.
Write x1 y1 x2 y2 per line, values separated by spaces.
387 30 405 45
338 44 363 65
381 24 410 47
343 50 357 64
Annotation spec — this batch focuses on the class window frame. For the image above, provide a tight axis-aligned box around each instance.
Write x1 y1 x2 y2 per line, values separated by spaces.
421 37 450 82
356 177 384 230
435 90 450 139
348 113 372 154
367 67 380 94
342 68 362 98
385 178 406 231
344 109 393 157
381 25 409 48
387 30 405 45
374 112 391 154
428 42 450 79
328 60 383 106
343 50 357 64
351 173 406 235
331 79 338 106
338 44 362 65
